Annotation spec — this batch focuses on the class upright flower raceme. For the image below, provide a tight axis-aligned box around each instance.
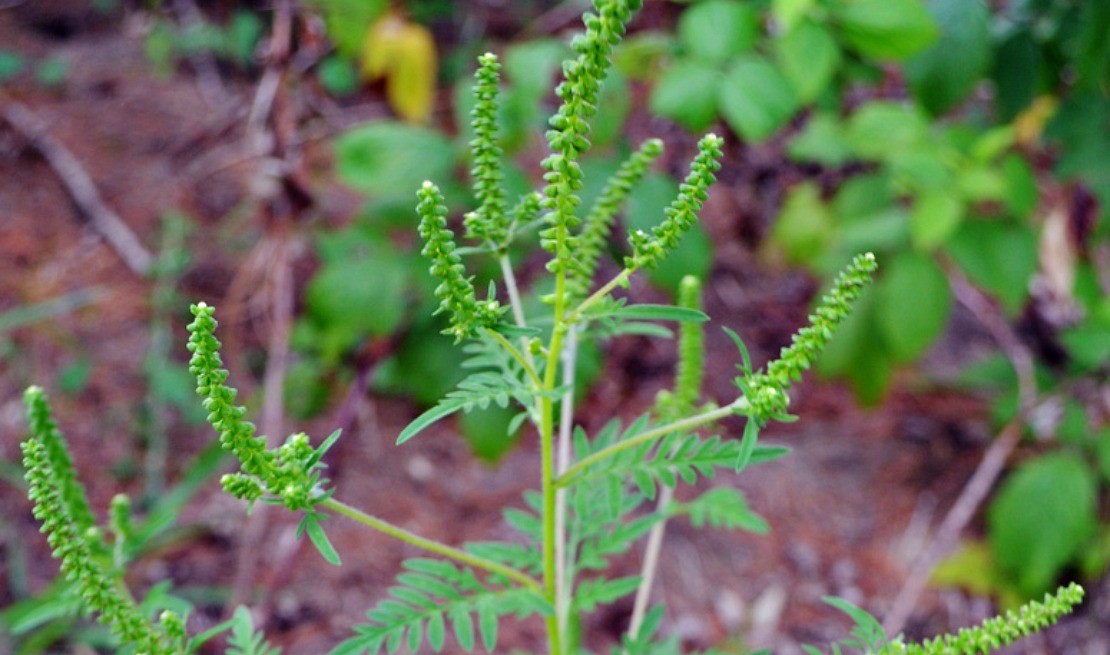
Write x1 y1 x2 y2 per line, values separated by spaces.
464 52 509 248
418 181 505 341
187 303 323 510
737 252 878 423
627 134 724 271
22 387 183 655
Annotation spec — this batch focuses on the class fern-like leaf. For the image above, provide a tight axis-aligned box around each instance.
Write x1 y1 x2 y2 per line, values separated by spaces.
665 487 769 533
336 559 552 654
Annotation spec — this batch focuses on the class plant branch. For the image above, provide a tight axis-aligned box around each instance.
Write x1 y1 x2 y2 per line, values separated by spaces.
556 399 746 489
565 268 634 324
484 327 542 389
319 497 541 592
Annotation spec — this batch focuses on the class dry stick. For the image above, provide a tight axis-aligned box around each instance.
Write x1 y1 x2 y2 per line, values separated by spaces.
0 99 153 275
222 1 301 620
882 267 1038 636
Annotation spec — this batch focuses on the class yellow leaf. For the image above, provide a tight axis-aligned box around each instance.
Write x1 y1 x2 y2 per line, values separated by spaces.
1013 95 1058 147
360 11 437 123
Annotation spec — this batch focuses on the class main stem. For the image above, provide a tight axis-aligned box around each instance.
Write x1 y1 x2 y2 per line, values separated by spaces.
541 241 570 655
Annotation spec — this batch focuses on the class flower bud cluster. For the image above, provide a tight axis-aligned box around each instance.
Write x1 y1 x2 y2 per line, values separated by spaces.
626 134 723 270
463 52 509 247
187 303 322 510
737 253 877 424
418 181 505 340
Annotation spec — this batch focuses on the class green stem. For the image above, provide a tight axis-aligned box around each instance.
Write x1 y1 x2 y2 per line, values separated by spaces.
555 399 747 489
483 327 542 390
564 268 634 325
540 323 565 655
319 497 541 592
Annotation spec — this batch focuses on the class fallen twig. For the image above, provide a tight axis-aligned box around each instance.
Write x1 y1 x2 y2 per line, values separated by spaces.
882 266 1038 636
1 97 153 275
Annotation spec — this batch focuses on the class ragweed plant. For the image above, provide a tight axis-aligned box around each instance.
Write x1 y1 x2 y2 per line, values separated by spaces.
20 1 1087 653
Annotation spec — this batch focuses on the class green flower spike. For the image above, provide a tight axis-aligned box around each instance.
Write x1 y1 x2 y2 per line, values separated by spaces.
463 52 509 248
738 253 877 423
187 303 321 510
540 0 645 277
566 137 663 303
880 582 1084 655
627 133 723 270
22 387 180 655
418 181 505 340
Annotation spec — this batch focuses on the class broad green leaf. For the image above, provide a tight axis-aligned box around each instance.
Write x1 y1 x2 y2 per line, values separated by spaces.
773 0 815 31
593 69 631 147
718 55 798 142
771 182 834 265
774 19 841 104
306 0 387 58
876 253 951 363
678 0 760 65
787 112 853 166
889 148 952 192
832 173 895 219
459 404 522 463
945 219 1037 315
613 31 674 80
988 453 1097 596
1060 320 1110 371
904 0 990 115
816 285 893 404
335 122 455 197
649 60 721 132
844 101 928 160
831 0 938 60
911 190 963 250
1001 154 1038 217
991 30 1040 122
304 516 342 566
306 252 410 355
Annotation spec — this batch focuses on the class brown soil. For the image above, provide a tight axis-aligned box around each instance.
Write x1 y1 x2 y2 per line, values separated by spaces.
1 3 1105 655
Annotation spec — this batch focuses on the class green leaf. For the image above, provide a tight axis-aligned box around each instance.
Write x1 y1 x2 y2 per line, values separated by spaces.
945 219 1037 316
649 60 721 132
318 55 360 96
771 182 834 265
303 515 342 566
426 612 446 651
830 0 938 60
910 191 964 250
844 101 929 160
609 304 709 323
674 487 769 533
773 0 815 32
904 0 990 115
397 399 467 445
991 30 1040 122
718 55 798 142
335 122 455 198
306 252 411 354
988 453 1098 596
458 404 522 463
787 112 853 166
816 285 893 404
574 576 642 612
774 19 841 104
307 0 387 58
678 0 760 65
876 253 951 363
735 418 759 473
451 608 474 651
